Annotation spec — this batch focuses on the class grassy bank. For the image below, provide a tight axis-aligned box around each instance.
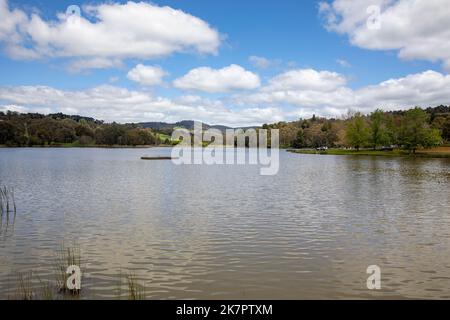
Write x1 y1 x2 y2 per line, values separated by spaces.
0 143 173 149
287 147 450 159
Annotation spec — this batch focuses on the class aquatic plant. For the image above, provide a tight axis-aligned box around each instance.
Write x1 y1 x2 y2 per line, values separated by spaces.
0 186 16 215
16 271 34 300
55 243 81 295
38 277 55 300
115 271 123 300
127 273 146 300
14 273 58 300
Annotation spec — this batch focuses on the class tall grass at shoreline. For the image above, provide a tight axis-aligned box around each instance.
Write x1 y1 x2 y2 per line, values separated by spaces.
287 148 450 158
0 186 16 215
16 271 34 300
55 243 81 295
8 243 149 300
0 185 16 236
126 273 146 300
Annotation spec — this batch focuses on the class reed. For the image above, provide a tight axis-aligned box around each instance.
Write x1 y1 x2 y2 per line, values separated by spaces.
55 243 81 295
38 278 54 300
41 285 54 300
115 271 123 300
127 273 146 300
0 186 16 215
16 271 34 300
14 274 55 300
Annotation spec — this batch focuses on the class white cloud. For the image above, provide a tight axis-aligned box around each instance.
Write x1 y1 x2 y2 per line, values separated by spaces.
320 0 450 70
0 85 282 127
173 64 261 93
355 70 450 111
67 58 124 73
2 69 450 125
0 0 26 41
262 69 347 92
127 64 168 86
238 68 450 118
0 0 220 66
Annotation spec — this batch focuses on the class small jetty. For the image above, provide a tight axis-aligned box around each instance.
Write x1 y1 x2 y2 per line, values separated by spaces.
141 156 178 160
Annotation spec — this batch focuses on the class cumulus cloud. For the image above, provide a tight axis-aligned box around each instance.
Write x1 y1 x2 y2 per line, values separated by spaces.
0 0 220 66
67 58 124 73
2 69 450 124
320 0 450 70
355 70 450 111
127 64 168 86
0 85 283 127
173 64 261 93
238 68 450 118
0 0 26 40
262 69 348 92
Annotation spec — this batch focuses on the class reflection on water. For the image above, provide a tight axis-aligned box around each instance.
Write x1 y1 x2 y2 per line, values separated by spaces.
0 148 449 299
0 212 16 239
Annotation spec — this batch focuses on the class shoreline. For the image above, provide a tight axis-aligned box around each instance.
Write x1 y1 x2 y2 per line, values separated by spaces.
0 144 174 149
287 148 450 159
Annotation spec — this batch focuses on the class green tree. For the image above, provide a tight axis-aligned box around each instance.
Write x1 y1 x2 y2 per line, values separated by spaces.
346 112 369 151
292 129 305 148
75 123 95 138
383 113 400 147
0 121 17 144
369 109 390 149
321 121 338 147
441 118 450 142
400 107 442 153
95 123 126 145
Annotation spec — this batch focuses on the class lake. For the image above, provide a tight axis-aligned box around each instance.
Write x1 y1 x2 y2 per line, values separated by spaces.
0 148 449 299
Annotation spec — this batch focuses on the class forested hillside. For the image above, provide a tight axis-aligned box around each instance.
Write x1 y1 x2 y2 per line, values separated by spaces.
1 106 449 149
264 106 450 151
0 112 164 146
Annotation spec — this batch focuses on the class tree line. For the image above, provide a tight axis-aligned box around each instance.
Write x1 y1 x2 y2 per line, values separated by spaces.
263 106 450 152
1 106 449 150
0 112 165 146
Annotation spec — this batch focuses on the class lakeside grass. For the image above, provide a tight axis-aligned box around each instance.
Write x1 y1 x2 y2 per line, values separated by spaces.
0 143 173 149
0 185 16 215
9 269 147 300
8 244 148 300
287 148 450 159
126 273 146 300
55 244 81 294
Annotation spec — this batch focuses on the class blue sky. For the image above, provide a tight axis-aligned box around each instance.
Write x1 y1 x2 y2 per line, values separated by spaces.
0 0 449 126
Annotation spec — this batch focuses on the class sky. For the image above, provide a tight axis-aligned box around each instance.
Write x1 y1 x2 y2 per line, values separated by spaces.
0 0 450 127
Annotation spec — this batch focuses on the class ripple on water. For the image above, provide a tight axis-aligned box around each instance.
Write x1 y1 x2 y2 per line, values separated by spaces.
0 149 449 299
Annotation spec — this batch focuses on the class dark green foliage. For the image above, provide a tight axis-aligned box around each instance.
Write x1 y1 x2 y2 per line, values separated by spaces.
442 118 450 142
1 106 448 149
292 129 306 148
369 109 391 149
399 107 442 153
346 112 370 151
269 106 447 149
0 111 160 146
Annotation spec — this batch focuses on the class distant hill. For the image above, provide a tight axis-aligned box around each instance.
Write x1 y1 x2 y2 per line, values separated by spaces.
138 120 255 133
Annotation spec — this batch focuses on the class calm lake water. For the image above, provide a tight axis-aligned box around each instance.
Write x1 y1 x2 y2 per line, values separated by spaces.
0 148 449 299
